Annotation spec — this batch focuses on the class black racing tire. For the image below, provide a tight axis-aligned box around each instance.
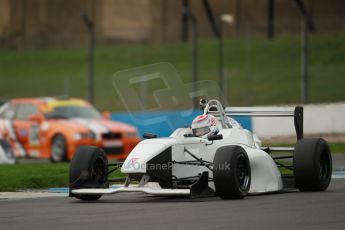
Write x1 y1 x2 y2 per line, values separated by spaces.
294 138 332 191
73 194 103 201
50 134 68 162
69 146 109 201
213 145 251 199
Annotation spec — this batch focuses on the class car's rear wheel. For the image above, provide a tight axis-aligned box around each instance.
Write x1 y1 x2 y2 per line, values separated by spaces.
213 145 251 199
69 146 108 201
294 138 332 191
50 134 67 162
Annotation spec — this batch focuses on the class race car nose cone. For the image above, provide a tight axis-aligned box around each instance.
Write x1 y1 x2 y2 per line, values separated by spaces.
121 142 166 173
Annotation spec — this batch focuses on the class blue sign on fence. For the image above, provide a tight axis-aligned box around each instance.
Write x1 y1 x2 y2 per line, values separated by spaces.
111 110 252 137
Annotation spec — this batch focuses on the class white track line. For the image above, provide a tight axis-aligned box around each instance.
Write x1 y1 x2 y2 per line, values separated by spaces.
0 191 67 200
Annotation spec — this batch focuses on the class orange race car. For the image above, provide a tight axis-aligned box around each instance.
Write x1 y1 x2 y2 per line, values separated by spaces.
0 98 140 162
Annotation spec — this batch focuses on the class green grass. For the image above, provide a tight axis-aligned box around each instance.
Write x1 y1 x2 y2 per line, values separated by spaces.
0 32 344 111
0 163 69 191
0 162 123 192
328 142 345 154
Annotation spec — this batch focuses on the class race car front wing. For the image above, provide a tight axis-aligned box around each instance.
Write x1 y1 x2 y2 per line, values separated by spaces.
71 171 214 198
72 184 191 196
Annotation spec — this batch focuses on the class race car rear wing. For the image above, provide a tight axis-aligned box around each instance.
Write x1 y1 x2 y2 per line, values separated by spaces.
202 99 303 140
224 106 303 140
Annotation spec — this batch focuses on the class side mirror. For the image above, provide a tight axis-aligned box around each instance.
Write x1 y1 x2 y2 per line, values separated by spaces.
199 98 208 110
208 134 223 141
143 133 157 139
102 111 111 120
28 114 44 123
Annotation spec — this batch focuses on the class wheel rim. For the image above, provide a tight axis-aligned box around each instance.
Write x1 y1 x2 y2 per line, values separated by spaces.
51 137 65 161
320 150 331 180
92 158 106 184
237 155 250 190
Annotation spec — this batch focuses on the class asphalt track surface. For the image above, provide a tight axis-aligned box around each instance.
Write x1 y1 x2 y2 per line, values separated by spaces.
0 179 344 230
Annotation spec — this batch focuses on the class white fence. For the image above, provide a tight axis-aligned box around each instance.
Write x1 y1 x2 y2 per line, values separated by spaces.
252 102 345 138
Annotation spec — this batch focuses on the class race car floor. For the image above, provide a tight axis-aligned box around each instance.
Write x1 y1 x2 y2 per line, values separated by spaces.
0 179 345 230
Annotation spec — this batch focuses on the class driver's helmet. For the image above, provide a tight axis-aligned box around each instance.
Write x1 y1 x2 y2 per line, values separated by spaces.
191 114 221 138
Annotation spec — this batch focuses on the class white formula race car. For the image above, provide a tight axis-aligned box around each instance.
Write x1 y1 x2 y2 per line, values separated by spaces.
69 99 332 201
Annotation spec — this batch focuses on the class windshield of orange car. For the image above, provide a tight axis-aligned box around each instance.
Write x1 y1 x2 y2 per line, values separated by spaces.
44 105 102 119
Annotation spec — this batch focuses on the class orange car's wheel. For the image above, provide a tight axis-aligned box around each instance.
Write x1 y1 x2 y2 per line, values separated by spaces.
50 134 67 162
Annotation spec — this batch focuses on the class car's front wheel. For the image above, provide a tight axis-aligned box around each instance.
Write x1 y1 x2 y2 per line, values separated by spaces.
50 134 67 162
213 145 251 199
69 146 108 201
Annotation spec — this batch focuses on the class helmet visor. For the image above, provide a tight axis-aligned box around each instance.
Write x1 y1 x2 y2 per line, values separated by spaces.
192 126 211 137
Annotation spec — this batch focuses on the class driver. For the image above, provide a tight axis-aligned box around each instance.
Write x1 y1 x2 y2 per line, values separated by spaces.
191 114 221 138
